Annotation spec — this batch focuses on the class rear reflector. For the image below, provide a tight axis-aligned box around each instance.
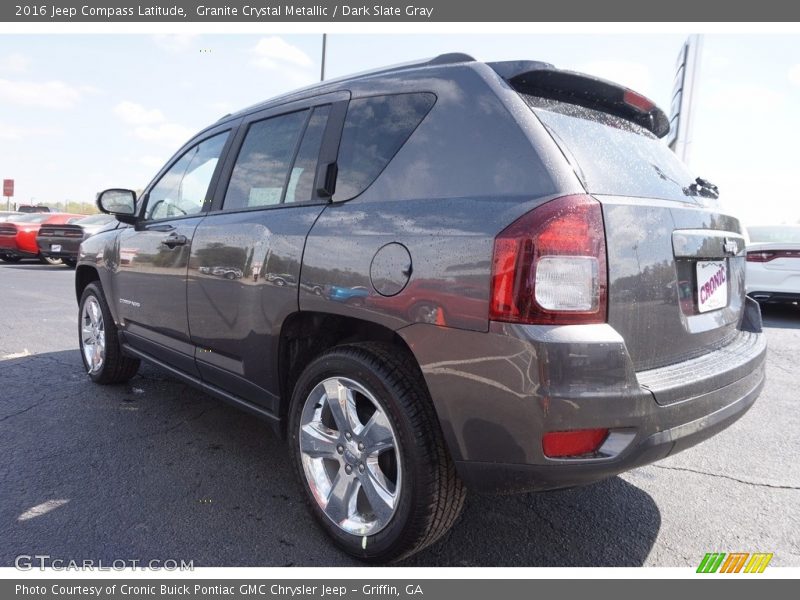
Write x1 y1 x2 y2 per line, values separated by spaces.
490 194 607 325
542 429 609 458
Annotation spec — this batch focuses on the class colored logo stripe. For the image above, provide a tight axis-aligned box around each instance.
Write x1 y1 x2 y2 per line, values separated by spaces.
697 553 726 573
720 553 749 573
744 553 773 573
697 552 773 573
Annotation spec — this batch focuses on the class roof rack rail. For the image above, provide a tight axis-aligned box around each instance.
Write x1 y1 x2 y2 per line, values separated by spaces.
329 52 476 83
427 52 477 66
221 53 477 123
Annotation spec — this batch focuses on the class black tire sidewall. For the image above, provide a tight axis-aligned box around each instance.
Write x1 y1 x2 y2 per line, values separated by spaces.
78 283 114 383
288 349 424 561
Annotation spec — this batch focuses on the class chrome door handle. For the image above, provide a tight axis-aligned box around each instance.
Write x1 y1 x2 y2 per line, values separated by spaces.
161 234 188 248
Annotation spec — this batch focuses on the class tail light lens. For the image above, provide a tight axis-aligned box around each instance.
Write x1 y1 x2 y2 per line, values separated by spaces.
747 250 800 262
542 429 609 458
747 251 776 263
490 194 607 325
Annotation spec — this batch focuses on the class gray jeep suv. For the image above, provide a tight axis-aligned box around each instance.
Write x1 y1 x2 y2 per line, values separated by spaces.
76 54 766 562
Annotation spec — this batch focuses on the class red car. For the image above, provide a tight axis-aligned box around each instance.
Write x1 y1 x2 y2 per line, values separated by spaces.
0 213 84 264
365 278 487 330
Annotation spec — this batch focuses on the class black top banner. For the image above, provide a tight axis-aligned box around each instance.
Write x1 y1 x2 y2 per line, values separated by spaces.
3 0 800 22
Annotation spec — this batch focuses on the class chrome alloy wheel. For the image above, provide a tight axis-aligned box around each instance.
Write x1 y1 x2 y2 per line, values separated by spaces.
299 377 402 536
80 296 105 374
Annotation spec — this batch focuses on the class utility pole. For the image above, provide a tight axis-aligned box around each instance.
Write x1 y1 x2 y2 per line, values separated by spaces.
320 33 327 82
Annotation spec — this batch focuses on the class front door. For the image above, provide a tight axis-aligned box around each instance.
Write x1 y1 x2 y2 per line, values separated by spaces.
114 129 232 373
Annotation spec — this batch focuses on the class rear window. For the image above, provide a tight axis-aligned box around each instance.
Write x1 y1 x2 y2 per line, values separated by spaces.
334 93 436 201
524 96 695 202
747 226 800 243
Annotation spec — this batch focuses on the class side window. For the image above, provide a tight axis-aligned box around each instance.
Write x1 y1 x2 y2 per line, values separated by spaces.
334 93 436 201
285 105 331 204
223 110 308 210
146 132 229 221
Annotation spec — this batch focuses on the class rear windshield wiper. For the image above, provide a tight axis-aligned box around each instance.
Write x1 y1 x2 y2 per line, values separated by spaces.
685 177 719 200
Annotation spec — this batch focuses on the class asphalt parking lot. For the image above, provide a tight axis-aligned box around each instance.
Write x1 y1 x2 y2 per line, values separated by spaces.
0 261 798 567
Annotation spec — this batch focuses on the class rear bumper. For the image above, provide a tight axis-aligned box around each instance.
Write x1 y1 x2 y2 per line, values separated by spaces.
399 306 766 494
454 364 763 493
0 246 37 259
37 238 82 259
745 263 800 299
748 291 800 304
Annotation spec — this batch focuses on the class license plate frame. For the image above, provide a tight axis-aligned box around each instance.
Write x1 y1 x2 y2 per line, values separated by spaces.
696 260 728 313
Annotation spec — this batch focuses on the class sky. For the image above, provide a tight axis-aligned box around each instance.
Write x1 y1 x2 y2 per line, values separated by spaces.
0 33 798 225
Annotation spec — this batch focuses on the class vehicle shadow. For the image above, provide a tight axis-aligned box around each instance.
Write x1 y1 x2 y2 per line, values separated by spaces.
0 349 659 567
0 262 68 271
403 476 660 566
760 302 800 330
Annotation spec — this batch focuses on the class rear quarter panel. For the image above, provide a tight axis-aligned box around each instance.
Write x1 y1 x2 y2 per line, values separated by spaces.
300 65 581 330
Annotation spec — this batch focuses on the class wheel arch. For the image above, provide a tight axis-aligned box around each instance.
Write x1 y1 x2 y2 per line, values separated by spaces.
276 311 427 432
75 265 100 303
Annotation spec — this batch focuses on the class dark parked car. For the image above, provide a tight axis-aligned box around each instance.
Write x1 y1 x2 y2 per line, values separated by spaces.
17 204 51 213
36 213 118 267
75 54 766 562
0 212 83 263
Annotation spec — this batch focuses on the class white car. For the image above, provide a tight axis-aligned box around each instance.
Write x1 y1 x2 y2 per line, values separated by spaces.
745 225 800 304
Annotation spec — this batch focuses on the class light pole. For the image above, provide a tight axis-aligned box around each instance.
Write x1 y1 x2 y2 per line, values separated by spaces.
320 33 327 82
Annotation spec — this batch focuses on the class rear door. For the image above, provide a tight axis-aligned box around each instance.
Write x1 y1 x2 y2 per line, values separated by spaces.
114 126 235 373
528 99 746 371
187 92 348 412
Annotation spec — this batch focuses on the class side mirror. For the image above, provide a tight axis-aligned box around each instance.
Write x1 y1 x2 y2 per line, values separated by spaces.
97 189 137 224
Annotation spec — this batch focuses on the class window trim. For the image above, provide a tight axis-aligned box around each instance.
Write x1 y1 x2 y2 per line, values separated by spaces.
279 109 314 205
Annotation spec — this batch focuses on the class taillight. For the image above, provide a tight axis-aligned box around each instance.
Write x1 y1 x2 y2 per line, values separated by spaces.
490 194 607 325
747 251 775 262
747 250 800 262
542 429 609 458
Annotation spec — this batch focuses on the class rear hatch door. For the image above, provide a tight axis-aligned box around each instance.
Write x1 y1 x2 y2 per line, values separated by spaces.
522 94 746 372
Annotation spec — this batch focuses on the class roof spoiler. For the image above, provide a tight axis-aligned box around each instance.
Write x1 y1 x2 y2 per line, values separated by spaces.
489 61 670 138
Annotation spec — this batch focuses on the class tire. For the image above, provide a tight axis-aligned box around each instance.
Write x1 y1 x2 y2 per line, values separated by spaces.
78 282 140 384
288 342 465 563
0 255 21 263
63 258 77 268
39 254 62 265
